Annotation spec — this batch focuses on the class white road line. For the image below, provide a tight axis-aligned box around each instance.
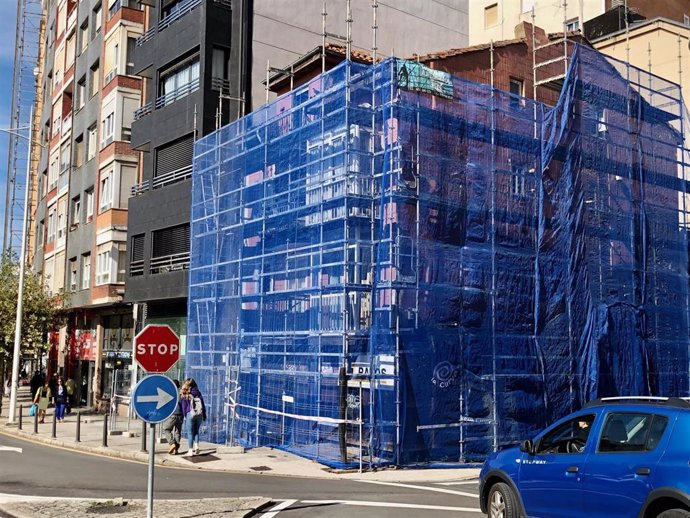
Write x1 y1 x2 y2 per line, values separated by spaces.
356 479 479 499
301 499 481 513
261 499 298 517
0 446 22 453
437 480 479 486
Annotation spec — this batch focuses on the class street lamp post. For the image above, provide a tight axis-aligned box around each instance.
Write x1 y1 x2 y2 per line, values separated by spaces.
2 107 38 424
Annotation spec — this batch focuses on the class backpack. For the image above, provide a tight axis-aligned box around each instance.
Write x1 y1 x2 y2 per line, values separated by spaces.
191 396 203 418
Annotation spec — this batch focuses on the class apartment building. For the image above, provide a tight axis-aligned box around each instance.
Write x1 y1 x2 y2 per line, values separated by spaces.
32 0 144 407
125 0 470 378
469 0 690 45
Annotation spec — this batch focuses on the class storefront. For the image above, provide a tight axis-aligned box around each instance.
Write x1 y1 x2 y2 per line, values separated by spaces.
67 312 98 407
100 313 134 403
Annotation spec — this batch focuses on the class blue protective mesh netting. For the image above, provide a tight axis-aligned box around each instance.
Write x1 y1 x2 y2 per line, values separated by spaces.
188 44 690 468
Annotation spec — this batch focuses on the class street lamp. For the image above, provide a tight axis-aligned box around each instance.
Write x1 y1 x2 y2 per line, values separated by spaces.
1 106 44 424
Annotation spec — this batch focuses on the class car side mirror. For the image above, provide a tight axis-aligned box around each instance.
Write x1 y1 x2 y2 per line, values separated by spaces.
520 439 535 455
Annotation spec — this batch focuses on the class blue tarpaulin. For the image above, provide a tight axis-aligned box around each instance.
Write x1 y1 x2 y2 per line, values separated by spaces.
188 44 690 468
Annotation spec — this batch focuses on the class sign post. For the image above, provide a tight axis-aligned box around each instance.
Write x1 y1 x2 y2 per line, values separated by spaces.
133 324 181 518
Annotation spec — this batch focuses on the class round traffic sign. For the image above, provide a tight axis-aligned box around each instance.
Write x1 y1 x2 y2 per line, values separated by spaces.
132 374 179 424
134 324 180 373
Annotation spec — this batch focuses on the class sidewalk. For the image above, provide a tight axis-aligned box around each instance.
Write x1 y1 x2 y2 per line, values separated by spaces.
0 386 481 483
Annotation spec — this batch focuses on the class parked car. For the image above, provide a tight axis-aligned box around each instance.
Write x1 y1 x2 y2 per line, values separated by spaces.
479 397 690 518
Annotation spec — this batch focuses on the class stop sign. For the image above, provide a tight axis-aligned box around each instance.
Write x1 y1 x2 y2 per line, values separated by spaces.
134 324 180 373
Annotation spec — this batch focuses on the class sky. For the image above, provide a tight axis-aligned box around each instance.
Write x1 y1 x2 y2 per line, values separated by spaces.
0 1 22 249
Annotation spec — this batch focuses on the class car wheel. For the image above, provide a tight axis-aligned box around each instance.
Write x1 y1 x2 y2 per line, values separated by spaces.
658 510 690 518
487 482 518 518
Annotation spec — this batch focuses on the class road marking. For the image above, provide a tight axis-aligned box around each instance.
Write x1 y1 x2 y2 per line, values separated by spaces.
356 479 479 499
0 446 22 453
437 480 479 486
261 499 297 517
301 499 481 513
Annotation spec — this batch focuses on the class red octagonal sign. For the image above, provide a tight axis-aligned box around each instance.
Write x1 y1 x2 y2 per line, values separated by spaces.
134 324 180 373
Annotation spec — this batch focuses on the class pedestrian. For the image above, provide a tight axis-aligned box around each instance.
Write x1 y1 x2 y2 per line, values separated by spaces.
162 380 183 455
54 377 68 423
180 378 206 456
3 375 10 398
48 373 58 398
34 381 52 423
65 378 76 412
29 371 41 399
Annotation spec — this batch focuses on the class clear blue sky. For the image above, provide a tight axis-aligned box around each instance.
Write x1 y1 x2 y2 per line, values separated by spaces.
0 2 21 248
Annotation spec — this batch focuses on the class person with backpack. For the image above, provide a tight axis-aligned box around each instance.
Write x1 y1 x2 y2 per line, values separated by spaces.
180 378 206 456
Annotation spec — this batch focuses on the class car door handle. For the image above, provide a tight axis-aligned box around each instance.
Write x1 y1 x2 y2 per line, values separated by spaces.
636 467 651 476
566 466 579 474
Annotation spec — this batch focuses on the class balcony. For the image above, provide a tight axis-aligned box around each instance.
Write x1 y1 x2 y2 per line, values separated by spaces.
130 179 149 196
134 0 201 46
133 102 153 121
130 164 192 196
150 251 190 275
129 259 144 276
155 77 200 109
211 77 231 95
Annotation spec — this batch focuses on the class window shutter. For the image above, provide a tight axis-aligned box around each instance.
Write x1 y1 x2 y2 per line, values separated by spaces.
131 234 144 261
152 224 190 258
155 135 194 178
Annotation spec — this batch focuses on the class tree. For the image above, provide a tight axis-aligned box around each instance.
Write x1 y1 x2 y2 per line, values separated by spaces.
0 252 67 414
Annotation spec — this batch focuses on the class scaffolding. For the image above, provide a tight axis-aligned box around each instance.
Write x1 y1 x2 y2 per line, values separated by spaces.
189 44 690 468
3 0 43 258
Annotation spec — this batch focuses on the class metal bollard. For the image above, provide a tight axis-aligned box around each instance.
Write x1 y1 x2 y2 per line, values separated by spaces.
75 412 81 442
18 405 22 430
51 410 57 439
102 414 108 447
33 409 38 434
140 420 147 452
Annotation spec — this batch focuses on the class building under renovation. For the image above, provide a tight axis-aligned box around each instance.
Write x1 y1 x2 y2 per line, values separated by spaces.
188 44 690 468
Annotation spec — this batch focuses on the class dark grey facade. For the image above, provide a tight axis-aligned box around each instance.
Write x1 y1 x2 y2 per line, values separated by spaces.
126 0 243 319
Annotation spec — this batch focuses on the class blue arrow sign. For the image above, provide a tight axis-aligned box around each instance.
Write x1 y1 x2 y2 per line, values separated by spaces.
132 374 179 424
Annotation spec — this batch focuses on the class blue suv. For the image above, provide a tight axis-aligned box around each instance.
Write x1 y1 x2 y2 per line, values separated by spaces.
479 397 690 518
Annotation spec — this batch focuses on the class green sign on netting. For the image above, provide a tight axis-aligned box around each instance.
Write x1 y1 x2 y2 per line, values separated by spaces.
396 59 454 99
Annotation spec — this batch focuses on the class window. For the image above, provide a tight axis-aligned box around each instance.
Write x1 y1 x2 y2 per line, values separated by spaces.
484 3 498 28
117 243 127 283
49 155 59 189
85 188 94 220
511 165 526 197
41 170 48 196
71 196 81 226
211 46 231 91
74 134 84 167
108 0 122 19
598 413 668 453
87 124 97 160
130 234 144 276
76 76 86 109
66 34 76 68
565 17 580 32
159 57 200 105
101 111 114 148
685 14 690 26
151 224 190 274
509 78 524 108
82 253 91 289
37 219 45 246
57 199 67 243
92 3 102 37
536 414 595 454
96 245 111 285
596 107 607 139
99 170 113 211
80 20 88 52
89 61 100 98
60 143 71 173
155 134 194 180
126 37 136 75
47 208 56 243
69 258 78 290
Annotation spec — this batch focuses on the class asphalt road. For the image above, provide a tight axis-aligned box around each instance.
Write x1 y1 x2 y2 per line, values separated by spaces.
0 433 483 517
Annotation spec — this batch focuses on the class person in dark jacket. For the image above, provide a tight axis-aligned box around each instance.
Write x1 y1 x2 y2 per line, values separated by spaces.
162 379 183 454
53 377 68 423
180 378 206 456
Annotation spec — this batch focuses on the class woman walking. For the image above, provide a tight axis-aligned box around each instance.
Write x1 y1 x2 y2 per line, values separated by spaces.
180 378 206 456
162 380 183 454
33 380 52 423
54 377 68 423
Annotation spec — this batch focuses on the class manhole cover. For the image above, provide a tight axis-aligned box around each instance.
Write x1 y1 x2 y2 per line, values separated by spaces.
249 465 272 471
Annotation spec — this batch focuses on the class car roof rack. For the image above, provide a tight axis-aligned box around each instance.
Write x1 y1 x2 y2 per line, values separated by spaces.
583 396 690 409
